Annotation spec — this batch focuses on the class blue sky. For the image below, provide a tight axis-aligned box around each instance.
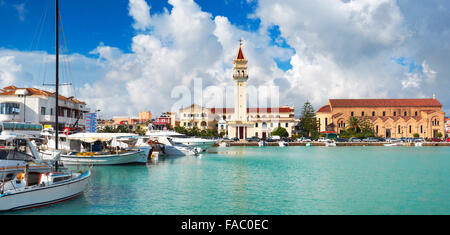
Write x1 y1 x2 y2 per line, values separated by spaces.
0 0 261 55
1 0 450 118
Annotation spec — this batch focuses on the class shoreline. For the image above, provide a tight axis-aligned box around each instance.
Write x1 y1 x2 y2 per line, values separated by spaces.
214 141 450 147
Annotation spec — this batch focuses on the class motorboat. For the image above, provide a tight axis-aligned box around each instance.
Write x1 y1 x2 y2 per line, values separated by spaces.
40 133 148 165
0 170 90 211
146 127 216 150
414 142 423 147
218 142 230 147
258 141 266 147
0 134 90 211
139 136 202 156
278 141 289 147
325 140 336 147
0 135 51 180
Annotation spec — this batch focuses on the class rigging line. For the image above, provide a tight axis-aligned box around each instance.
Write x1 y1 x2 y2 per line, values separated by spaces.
59 10 76 97
28 0 48 51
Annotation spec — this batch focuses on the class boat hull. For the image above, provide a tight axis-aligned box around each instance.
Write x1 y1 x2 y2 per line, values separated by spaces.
60 151 148 165
0 171 90 211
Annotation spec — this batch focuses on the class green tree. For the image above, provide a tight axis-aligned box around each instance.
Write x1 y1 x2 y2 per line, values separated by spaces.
298 101 319 139
437 132 443 138
272 127 289 137
413 133 420 138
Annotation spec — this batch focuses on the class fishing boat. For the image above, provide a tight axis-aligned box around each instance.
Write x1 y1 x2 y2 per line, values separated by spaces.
0 134 90 211
40 133 149 165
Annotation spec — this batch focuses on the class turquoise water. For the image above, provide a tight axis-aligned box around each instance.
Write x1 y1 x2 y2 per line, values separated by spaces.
5 146 450 215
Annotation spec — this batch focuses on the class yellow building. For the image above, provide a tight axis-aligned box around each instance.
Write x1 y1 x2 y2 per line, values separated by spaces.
316 98 446 139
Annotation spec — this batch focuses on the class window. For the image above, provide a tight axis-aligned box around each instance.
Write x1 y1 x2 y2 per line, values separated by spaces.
398 125 401 133
351 112 354 117
393 112 396 116
361 112 364 117
415 111 418 116
383 111 386 116
372 111 375 116
41 107 46 115
0 103 20 115
325 118 328 126
376 125 378 134
420 125 423 133
285 123 289 128
409 125 411 134
255 123 258 127
404 111 407 116
270 123 273 127
50 108 53 116
278 123 281 127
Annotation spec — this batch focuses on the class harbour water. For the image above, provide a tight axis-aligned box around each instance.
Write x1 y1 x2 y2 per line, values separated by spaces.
5 146 450 215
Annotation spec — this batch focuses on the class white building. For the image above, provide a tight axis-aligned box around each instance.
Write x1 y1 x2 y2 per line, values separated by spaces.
0 86 89 130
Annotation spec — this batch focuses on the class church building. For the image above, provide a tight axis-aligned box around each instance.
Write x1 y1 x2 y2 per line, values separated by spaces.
179 43 296 139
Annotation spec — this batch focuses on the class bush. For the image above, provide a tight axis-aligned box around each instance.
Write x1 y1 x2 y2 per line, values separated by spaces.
413 133 419 138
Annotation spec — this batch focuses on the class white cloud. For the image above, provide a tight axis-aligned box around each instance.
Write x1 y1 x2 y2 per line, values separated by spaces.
13 3 27 22
128 0 151 30
0 55 22 87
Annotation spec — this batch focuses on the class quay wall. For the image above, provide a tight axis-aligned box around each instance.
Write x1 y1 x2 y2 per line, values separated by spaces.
214 142 450 147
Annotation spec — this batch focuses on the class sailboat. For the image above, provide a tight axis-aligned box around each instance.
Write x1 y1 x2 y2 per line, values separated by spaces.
0 0 90 211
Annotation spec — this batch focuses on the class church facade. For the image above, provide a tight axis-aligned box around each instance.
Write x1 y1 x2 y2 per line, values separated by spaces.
179 44 296 139
316 98 446 139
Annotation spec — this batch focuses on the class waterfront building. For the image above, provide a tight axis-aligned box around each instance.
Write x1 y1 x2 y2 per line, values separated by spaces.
152 112 177 130
316 98 446 139
0 85 89 130
111 111 152 133
178 44 296 139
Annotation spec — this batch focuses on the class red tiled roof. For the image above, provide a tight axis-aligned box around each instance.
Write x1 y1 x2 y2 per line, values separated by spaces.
0 86 86 105
209 107 293 114
329 99 442 108
320 131 336 134
317 105 331 113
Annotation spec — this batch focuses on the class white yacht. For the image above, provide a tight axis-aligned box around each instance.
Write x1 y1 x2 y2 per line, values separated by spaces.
325 140 337 147
145 126 217 150
137 135 201 156
0 134 90 211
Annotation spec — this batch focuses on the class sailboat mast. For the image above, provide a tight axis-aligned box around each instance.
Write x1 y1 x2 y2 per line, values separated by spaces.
55 0 59 150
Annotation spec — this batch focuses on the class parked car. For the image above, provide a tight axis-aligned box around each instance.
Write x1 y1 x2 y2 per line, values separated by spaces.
282 137 294 142
362 137 379 142
349 137 362 142
271 135 281 141
247 136 260 142
445 137 450 142
413 138 424 142
221 137 231 142
376 137 386 142
317 137 329 142
429 138 442 142
231 137 239 142
335 138 347 142
386 138 399 143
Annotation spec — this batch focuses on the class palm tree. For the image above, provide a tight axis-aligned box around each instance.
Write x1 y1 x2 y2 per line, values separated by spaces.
348 116 359 133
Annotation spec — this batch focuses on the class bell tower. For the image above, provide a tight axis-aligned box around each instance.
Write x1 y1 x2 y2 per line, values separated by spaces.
233 42 248 121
